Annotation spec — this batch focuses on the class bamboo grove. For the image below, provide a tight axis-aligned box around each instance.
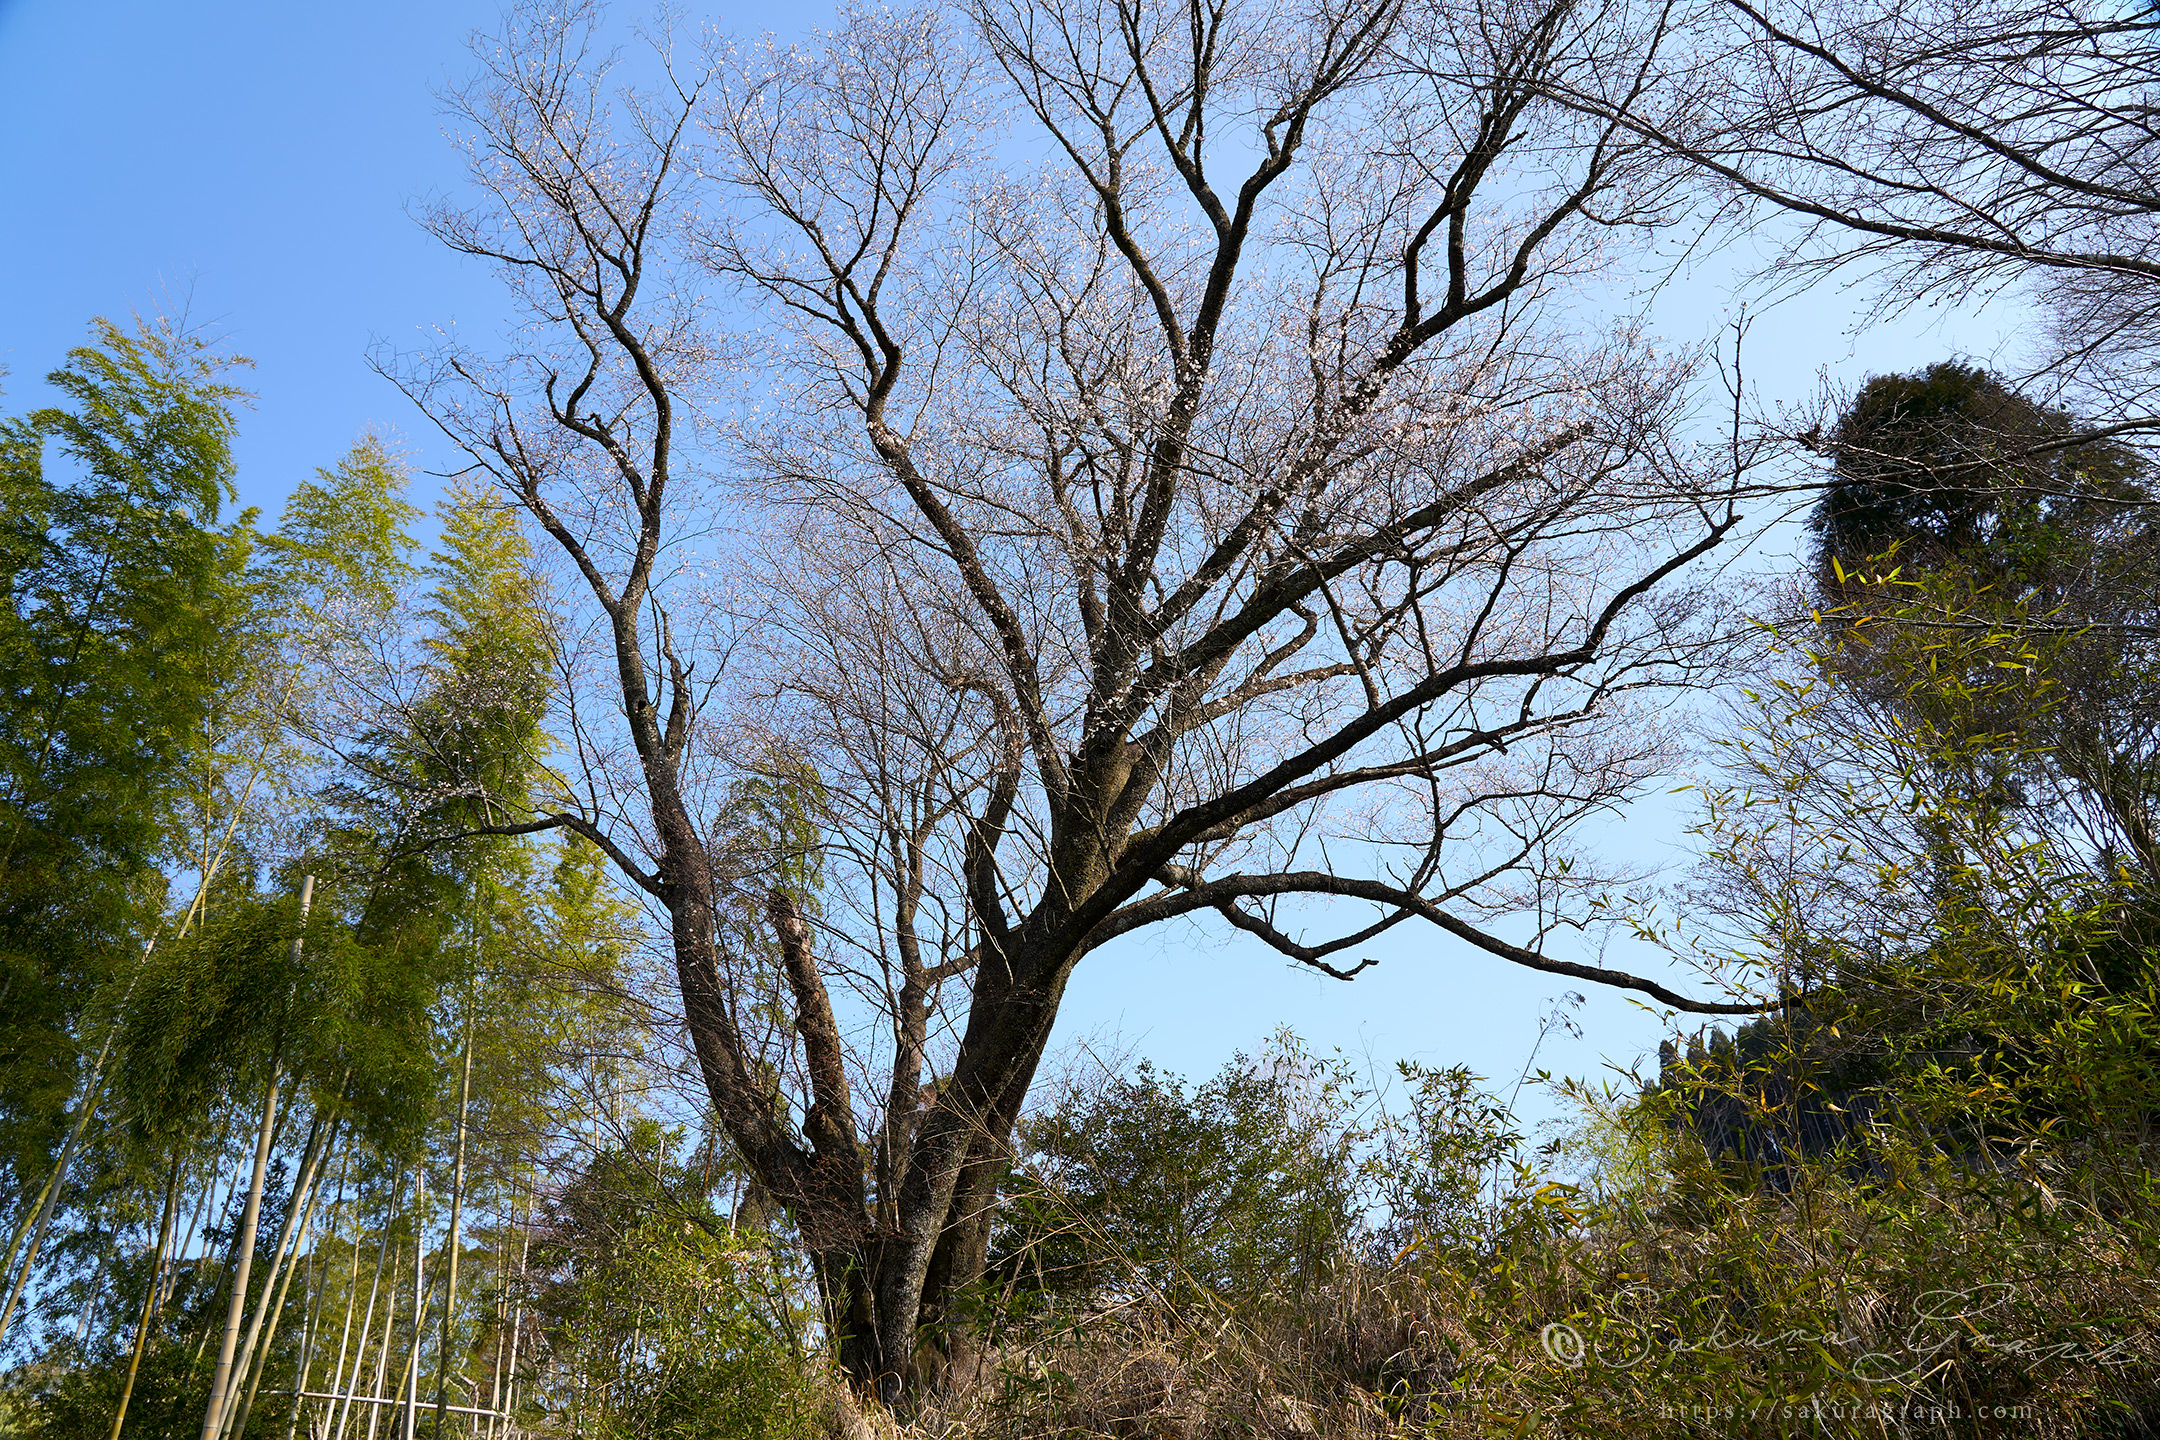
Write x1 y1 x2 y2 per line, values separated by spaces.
0 315 809 1440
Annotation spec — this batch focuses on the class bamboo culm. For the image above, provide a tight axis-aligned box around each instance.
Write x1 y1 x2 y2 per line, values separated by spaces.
0 1056 114 1350
199 1063 285 1440
217 1111 327 1439
332 1173 401 1440
287 1143 355 1440
428 1017 475 1440
199 873 314 1440
360 1242 405 1440
109 1156 182 1440
227 1116 341 1440
397 1174 430 1440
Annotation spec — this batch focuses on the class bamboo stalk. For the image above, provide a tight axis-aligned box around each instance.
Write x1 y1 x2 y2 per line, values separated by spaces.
428 1018 475 1440
0 1036 118 1350
72 1201 114 1347
200 871 314 1440
287 1144 354 1440
167 1112 231 1317
199 1061 286 1440
110 1156 182 1440
333 1166 402 1440
3 783 266 1354
216 1112 326 1438
190 1123 252 1366
270 1393 508 1421
498 1189 531 1436
320 1183 372 1440
397 1174 430 1440
359 1243 405 1440
482 1187 512 1440
227 1115 341 1440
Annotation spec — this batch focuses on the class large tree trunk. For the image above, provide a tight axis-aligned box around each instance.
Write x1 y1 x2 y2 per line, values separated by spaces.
868 955 1069 1398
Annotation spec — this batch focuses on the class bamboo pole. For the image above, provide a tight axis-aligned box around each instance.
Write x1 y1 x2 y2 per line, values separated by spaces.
0 1038 118 1350
359 1244 405 1440
2 764 275 1350
482 1187 512 1440
269 1394 508 1421
428 1019 475 1440
318 1190 370 1440
72 1202 114 1347
497 1189 531 1437
227 1116 341 1440
167 1112 231 1317
332 1167 402 1440
0 915 169 1331
287 1143 354 1440
109 1156 182 1440
199 1062 285 1440
218 1112 327 1438
396 1176 430 1440
190 1123 252 1366
199 874 314 1440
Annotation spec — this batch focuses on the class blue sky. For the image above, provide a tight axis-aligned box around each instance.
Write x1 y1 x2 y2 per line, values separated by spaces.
0 0 2022 1116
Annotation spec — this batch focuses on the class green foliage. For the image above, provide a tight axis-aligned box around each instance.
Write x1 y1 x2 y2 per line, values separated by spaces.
258 432 419 631
309 476 558 1152
1440 586 2160 1436
1677 569 2160 1145
1815 364 2160 963
524 1120 814 1440
409 479 552 831
998 1036 1430 1316
942 558 2160 1438
0 315 253 1203
1367 1060 1522 1261
1817 360 2148 579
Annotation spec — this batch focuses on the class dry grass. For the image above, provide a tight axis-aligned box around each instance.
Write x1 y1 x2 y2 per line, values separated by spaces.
834 1149 2160 1440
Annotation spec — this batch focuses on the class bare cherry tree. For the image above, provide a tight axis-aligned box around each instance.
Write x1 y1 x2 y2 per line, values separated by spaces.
390 0 1761 1402
1569 0 2160 420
